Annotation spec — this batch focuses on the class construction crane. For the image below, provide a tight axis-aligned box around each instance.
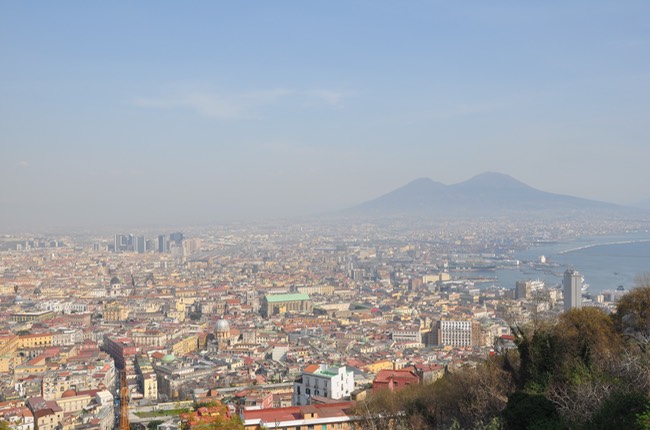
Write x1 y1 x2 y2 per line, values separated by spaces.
119 368 130 430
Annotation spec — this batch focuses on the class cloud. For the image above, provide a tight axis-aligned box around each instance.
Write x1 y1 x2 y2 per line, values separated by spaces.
17 160 29 168
306 90 346 106
133 87 346 120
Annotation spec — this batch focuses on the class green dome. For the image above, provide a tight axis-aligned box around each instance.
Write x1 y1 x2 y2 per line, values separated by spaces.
161 354 176 363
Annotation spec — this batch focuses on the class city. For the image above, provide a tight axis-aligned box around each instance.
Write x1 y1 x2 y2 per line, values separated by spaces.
3 2 650 429
0 215 647 429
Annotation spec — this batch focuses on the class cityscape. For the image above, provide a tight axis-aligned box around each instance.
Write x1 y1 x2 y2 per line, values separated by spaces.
0 211 648 429
3 2 650 429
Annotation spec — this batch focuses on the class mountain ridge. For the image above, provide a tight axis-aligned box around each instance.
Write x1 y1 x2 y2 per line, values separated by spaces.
353 172 628 216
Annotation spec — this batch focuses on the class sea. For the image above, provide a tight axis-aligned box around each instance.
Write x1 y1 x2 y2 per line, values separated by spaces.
461 231 650 294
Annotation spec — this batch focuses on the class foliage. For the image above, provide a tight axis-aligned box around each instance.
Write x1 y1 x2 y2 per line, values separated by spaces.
502 392 564 430
147 420 164 430
135 408 191 418
612 281 650 352
637 404 650 430
584 391 649 430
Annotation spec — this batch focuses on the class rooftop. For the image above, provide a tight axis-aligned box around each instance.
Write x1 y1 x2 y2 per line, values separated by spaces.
264 293 311 303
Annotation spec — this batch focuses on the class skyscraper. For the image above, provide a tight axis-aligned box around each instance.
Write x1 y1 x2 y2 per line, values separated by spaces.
158 235 168 253
136 236 146 254
563 269 582 312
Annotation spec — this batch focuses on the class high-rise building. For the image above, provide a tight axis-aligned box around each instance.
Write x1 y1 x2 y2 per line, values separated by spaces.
515 280 532 300
563 269 582 311
169 232 183 245
157 235 168 253
135 236 146 254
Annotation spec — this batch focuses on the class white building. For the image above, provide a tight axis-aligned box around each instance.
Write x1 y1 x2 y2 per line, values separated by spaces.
293 364 355 406
435 320 477 347
391 328 422 345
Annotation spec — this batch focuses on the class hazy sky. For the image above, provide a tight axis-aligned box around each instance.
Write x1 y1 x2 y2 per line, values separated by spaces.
2 2 649 230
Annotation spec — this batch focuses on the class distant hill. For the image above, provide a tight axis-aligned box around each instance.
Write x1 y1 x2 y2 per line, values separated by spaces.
633 197 650 210
352 172 627 217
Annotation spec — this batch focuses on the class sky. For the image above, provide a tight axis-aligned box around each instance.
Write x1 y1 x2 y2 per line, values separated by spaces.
1 1 650 231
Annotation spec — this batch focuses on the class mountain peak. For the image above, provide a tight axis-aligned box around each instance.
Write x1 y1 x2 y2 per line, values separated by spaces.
352 172 621 216
454 172 532 190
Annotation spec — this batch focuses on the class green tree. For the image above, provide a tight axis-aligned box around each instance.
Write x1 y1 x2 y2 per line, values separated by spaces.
612 280 650 352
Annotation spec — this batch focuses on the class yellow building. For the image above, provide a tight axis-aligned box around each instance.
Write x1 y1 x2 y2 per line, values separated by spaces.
0 334 19 360
19 333 53 349
56 391 92 413
364 360 395 374
0 355 13 372
10 311 54 323
102 301 129 322
170 335 198 356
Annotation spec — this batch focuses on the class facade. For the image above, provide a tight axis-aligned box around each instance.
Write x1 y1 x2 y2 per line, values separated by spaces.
242 401 357 430
434 320 480 347
18 333 53 349
10 311 54 323
103 336 138 369
261 293 313 318
391 328 422 345
563 269 582 311
515 281 532 300
293 364 355 406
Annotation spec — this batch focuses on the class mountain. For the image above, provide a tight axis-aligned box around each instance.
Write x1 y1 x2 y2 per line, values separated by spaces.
354 172 624 216
633 197 650 210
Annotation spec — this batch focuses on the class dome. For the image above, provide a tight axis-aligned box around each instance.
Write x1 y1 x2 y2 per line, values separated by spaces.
216 319 230 332
161 354 176 364
110 276 121 285
62 389 77 398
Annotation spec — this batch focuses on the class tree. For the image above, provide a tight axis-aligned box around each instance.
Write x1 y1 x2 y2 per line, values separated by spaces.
147 420 164 430
612 279 650 352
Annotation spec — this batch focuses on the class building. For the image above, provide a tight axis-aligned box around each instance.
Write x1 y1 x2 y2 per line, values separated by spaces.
103 336 138 369
563 269 582 311
391 328 422 345
293 364 355 406
102 301 129 321
241 401 357 430
372 368 420 393
261 293 313 318
515 280 532 300
158 235 168 253
10 311 54 323
136 235 146 253
434 320 480 348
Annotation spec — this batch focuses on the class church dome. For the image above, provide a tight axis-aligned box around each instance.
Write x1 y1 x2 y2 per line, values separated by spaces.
216 319 230 332
161 354 176 364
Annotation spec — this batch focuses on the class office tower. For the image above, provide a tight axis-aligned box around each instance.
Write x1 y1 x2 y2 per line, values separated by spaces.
563 269 582 311
136 236 146 254
515 280 532 300
158 235 168 253
114 234 128 253
170 232 184 245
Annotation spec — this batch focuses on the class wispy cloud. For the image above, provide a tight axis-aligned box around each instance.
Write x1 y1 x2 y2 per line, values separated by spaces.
17 160 29 168
133 87 346 120
306 90 346 107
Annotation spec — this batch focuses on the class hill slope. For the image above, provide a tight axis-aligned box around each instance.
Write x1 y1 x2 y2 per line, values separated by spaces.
354 172 624 216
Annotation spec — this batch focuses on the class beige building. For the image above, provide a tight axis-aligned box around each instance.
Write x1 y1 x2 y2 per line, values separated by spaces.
261 293 313 318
